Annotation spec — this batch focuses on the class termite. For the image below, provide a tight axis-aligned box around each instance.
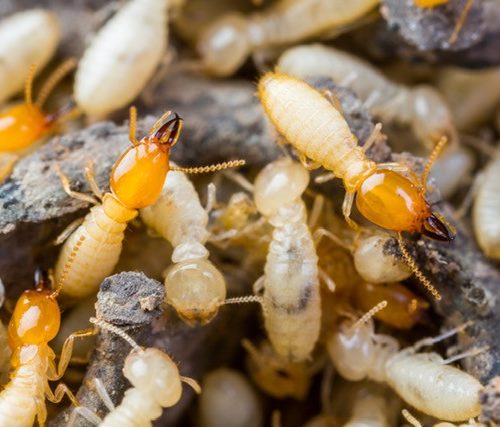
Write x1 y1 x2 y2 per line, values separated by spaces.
276 44 458 151
54 107 183 301
0 269 94 427
74 0 169 117
198 368 263 427
0 9 61 105
0 59 77 183
327 302 485 421
402 408 483 427
242 339 314 400
71 317 200 426
140 160 245 325
197 0 380 76
258 72 455 300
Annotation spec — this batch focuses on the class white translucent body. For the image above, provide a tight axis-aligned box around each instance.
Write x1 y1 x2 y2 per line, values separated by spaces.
344 392 390 427
328 320 483 421
0 9 60 104
277 44 457 149
473 155 500 259
199 369 262 427
141 167 225 323
100 348 183 427
431 146 474 198
353 235 411 284
258 73 373 192
55 194 137 300
198 0 379 76
0 347 49 427
74 0 168 116
254 159 321 361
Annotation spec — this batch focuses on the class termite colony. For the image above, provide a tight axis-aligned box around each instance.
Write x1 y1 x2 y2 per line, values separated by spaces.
0 0 498 426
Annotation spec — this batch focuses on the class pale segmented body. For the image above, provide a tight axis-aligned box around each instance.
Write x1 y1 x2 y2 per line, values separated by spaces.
473 155 500 260
75 0 168 116
141 168 226 324
198 0 379 76
328 318 483 421
55 194 137 300
277 44 458 149
343 386 394 427
252 158 321 361
0 9 60 104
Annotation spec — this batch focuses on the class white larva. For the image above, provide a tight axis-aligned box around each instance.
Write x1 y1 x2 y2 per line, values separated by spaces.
72 318 200 427
197 0 380 76
252 158 321 361
473 155 500 260
276 44 458 150
74 0 168 116
198 368 263 427
141 167 227 325
328 308 483 421
0 9 61 104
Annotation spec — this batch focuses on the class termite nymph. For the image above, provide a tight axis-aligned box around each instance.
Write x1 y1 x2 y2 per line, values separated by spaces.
71 317 200 427
54 107 183 301
0 60 77 182
0 269 93 427
327 302 485 421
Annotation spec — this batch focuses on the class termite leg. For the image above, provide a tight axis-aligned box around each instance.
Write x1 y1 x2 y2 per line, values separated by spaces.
441 345 489 365
314 172 336 184
308 194 324 230
342 192 360 230
222 170 255 192
298 153 321 171
94 378 116 411
50 328 97 381
312 227 353 251
321 90 343 112
68 406 102 427
45 382 80 406
54 164 100 205
376 162 410 174
318 267 336 292
84 161 104 201
0 153 19 184
253 276 265 295
362 123 383 153
205 183 217 214
35 396 48 427
53 217 85 245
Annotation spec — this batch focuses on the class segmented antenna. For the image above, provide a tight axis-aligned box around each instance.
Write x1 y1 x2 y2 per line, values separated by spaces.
52 234 86 298
349 300 387 333
24 64 37 107
401 409 422 427
170 160 246 174
89 317 143 353
128 106 138 146
35 58 77 107
421 135 447 187
397 234 442 300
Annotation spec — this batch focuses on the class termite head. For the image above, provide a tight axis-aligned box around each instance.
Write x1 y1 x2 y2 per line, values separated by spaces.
110 111 183 209
355 169 455 241
124 348 182 407
8 269 61 352
197 13 250 77
413 0 449 7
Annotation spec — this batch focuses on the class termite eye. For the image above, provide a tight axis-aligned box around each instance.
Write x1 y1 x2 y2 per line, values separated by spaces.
153 114 183 147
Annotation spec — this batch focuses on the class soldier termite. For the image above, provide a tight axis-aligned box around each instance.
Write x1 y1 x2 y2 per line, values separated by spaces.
74 0 169 117
70 317 200 426
258 72 455 300
0 60 77 183
0 269 94 427
0 9 61 105
140 160 245 325
276 44 458 151
242 339 314 400
327 302 485 421
198 368 263 427
54 107 183 301
197 0 380 77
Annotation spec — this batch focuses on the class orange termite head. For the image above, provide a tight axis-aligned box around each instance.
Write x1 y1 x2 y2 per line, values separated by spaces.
110 111 183 210
8 269 61 351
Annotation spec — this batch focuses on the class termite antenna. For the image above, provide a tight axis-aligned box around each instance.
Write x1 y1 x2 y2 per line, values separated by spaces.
89 317 143 353
129 106 139 146
170 160 246 174
241 339 263 363
25 63 37 108
421 135 448 188
51 234 86 298
222 295 263 306
397 234 442 300
180 376 202 394
35 58 77 108
401 409 422 427
349 300 387 333
448 0 474 45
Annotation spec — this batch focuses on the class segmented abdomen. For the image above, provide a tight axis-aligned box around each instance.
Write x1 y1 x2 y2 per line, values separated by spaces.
0 356 45 427
258 73 371 192
263 213 320 362
473 157 500 259
55 203 130 299
100 388 162 427
385 353 482 421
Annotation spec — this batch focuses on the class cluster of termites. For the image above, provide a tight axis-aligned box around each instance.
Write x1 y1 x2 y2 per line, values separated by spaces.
0 1 497 426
